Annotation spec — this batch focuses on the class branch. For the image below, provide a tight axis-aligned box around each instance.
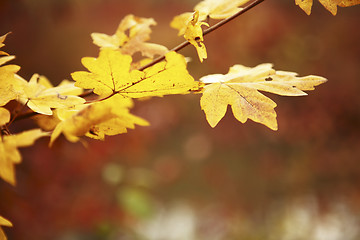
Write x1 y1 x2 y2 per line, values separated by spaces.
138 0 266 71
11 0 266 124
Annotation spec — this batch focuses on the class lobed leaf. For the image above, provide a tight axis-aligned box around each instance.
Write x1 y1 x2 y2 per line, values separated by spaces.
0 64 23 107
92 14 168 58
72 49 202 99
19 74 86 115
200 63 327 129
50 95 149 144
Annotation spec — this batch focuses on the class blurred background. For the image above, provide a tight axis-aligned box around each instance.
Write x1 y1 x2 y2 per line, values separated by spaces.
1 0 360 239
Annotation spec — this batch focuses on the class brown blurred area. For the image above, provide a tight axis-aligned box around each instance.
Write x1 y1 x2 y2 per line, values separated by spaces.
1 0 360 239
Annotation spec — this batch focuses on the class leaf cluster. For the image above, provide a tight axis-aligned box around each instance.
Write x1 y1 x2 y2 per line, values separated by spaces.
1 0 358 237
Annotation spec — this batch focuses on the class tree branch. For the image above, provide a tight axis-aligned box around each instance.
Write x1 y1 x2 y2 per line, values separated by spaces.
138 0 266 71
11 0 266 124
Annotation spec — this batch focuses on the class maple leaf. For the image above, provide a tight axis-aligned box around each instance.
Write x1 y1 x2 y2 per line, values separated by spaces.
0 34 24 106
18 74 85 115
50 95 149 144
171 0 250 35
200 63 327 129
0 216 12 240
72 49 202 98
92 14 168 58
184 11 209 62
0 65 24 106
295 0 360 15
0 129 48 185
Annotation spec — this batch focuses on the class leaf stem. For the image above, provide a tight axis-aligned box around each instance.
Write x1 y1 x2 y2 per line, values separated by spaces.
138 0 266 71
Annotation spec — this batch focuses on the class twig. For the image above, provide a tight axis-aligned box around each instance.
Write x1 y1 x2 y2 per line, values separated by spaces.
138 0 266 71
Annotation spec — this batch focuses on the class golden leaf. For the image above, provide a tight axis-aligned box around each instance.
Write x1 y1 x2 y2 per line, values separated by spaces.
72 49 202 98
194 0 250 19
50 95 148 144
171 0 250 35
0 129 48 185
0 63 24 107
184 11 209 62
92 14 168 58
19 74 85 115
200 63 327 129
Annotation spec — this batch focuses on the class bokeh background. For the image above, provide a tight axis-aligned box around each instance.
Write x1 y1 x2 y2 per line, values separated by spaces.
1 0 360 239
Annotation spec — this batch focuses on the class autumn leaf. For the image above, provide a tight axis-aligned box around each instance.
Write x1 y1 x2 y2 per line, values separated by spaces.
200 63 327 129
295 0 360 15
92 14 168 58
0 34 24 106
0 129 49 185
18 74 85 115
72 49 202 98
0 216 12 240
184 11 209 62
50 95 149 144
194 0 251 19
171 0 250 35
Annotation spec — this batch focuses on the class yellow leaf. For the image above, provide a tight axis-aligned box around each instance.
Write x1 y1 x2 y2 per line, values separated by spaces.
200 63 327 129
0 216 12 227
0 65 24 107
0 33 27 106
184 11 209 62
295 0 313 15
0 107 10 126
72 49 134 97
121 51 202 98
50 95 148 144
195 0 250 19
0 129 48 185
19 74 85 115
0 56 15 67
86 109 149 140
171 0 250 35
92 14 168 58
295 0 360 15
72 49 202 98
0 216 12 240
170 12 194 36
